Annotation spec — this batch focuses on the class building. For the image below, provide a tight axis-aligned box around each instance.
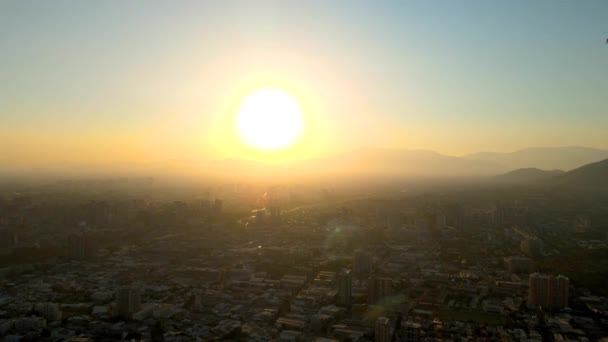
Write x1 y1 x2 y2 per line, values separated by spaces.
67 232 95 260
400 321 422 342
527 273 569 309
14 316 46 332
255 209 266 225
116 284 142 319
434 210 447 230
268 205 282 222
213 199 223 216
375 316 391 342
279 330 303 342
504 256 534 273
521 237 543 258
336 269 352 307
0 227 18 250
368 276 392 305
192 289 203 312
353 249 372 279
34 303 62 322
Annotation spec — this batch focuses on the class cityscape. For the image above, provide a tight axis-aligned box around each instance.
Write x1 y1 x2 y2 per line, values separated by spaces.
1 160 608 341
1 1 608 341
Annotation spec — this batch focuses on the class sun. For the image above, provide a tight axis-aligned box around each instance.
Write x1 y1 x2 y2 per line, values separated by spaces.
235 88 304 151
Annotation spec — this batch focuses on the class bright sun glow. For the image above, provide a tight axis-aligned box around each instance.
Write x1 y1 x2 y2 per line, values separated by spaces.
236 88 304 151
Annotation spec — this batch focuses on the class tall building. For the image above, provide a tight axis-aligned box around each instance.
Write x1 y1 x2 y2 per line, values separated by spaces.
116 285 142 319
353 249 372 279
0 227 18 250
336 269 352 307
527 273 569 309
192 289 203 312
375 316 391 342
67 232 95 260
255 209 266 225
368 276 392 305
268 205 281 222
400 321 422 342
212 199 223 216
435 210 447 230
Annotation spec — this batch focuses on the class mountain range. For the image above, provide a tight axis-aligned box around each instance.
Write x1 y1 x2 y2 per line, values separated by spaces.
318 146 608 178
3 146 608 182
550 158 608 189
496 168 565 183
463 146 608 171
495 158 608 190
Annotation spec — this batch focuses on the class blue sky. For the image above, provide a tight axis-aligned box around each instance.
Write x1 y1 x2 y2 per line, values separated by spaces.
1 0 607 163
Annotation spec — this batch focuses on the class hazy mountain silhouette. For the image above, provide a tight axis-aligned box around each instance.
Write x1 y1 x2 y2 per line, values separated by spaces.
464 146 608 171
3 146 607 181
205 148 608 183
549 158 608 189
497 168 564 183
330 148 503 177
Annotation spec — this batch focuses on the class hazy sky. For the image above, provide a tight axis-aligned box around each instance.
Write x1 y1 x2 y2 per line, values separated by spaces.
1 0 607 165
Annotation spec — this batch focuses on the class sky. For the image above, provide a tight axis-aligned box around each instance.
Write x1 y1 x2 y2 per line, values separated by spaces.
1 0 607 166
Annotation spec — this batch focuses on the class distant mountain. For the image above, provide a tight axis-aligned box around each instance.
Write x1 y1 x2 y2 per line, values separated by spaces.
4 146 606 182
550 158 608 189
497 168 564 183
329 148 504 177
464 146 608 171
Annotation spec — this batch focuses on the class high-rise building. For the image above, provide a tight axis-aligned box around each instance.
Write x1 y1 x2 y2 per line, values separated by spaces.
67 232 95 260
375 316 391 342
190 289 204 312
336 269 352 307
368 276 392 305
212 199 223 216
255 209 266 225
269 205 281 223
116 285 142 319
353 249 372 279
0 227 18 250
435 210 447 230
400 321 422 342
527 273 569 309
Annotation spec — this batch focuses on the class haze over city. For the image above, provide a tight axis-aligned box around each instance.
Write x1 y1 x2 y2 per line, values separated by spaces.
1 1 608 342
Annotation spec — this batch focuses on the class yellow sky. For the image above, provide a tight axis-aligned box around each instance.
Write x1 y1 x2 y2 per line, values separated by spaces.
2 1 608 167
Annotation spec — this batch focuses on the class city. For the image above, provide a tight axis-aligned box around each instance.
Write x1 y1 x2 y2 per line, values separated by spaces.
1 1 607 341
1 169 607 341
